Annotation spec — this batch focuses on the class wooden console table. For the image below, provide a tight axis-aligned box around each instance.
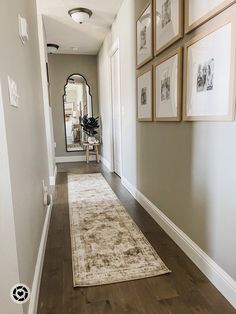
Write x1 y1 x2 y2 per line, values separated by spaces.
83 142 100 164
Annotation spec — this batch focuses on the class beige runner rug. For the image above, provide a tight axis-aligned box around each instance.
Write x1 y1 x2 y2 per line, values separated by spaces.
68 173 170 287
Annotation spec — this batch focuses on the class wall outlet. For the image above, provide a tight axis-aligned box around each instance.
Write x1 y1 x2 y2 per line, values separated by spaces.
18 15 29 44
8 77 19 108
42 180 48 206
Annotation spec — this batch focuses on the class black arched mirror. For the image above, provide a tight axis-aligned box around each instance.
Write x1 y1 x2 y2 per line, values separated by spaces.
63 74 93 152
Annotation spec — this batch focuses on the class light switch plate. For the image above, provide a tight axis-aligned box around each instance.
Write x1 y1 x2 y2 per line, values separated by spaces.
18 15 29 44
8 77 19 108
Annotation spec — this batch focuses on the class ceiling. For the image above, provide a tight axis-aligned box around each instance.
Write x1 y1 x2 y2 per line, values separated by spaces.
37 0 124 55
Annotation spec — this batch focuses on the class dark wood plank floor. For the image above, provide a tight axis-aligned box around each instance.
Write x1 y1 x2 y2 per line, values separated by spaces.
37 162 235 314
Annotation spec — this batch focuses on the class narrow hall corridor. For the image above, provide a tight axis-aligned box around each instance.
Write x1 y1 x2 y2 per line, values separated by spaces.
1 1 236 313
38 162 234 314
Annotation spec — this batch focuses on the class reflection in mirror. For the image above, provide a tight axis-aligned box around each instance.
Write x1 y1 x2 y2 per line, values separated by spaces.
63 74 93 152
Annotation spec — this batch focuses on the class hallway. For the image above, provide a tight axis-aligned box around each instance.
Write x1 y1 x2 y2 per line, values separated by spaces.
38 162 234 314
1 0 236 313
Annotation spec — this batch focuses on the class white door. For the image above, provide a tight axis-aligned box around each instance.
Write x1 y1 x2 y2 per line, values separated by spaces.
111 47 122 177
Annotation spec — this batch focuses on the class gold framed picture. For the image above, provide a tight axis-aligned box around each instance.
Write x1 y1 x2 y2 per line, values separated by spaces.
185 0 236 33
137 66 153 121
183 16 236 121
153 47 182 121
154 0 183 55
136 2 153 68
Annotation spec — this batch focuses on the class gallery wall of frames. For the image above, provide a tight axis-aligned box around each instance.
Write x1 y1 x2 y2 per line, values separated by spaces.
136 0 236 122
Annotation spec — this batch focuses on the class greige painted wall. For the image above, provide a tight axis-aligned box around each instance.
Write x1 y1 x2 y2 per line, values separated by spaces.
48 54 99 157
99 0 236 283
135 0 236 280
0 0 50 313
0 84 23 314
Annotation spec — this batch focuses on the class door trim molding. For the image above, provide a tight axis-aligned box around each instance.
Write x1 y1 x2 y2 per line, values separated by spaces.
109 38 120 57
109 38 123 177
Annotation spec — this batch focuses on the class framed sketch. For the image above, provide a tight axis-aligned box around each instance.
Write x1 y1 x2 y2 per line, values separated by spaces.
154 0 183 55
183 16 236 121
153 48 182 121
137 66 153 121
185 0 236 33
136 2 153 68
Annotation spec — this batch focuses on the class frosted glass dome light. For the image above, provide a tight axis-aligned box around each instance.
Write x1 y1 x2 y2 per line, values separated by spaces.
68 8 93 24
47 44 59 54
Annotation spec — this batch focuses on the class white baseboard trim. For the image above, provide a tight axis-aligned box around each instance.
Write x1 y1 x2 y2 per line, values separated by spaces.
101 156 112 171
121 176 236 309
28 195 53 314
55 155 96 163
49 165 57 186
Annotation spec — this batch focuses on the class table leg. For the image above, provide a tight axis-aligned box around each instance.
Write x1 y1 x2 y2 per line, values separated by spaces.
95 146 99 163
86 146 89 164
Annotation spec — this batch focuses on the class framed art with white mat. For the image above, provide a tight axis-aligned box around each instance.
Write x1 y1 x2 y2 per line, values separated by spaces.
136 2 153 68
154 0 183 55
183 16 236 121
154 48 182 121
185 0 236 33
137 66 153 121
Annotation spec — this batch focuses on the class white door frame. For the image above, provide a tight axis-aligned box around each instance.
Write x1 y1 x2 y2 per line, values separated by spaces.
36 13 56 186
109 38 123 177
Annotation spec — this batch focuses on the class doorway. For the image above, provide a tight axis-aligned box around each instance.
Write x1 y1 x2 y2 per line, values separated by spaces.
110 40 122 177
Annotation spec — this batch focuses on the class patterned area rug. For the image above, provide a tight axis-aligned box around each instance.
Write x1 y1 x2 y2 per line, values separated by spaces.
68 173 170 287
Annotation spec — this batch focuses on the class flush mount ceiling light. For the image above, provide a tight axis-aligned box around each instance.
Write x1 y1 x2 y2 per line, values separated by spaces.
68 8 93 24
47 43 59 54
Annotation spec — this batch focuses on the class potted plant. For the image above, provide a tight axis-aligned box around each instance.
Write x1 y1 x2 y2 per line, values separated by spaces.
81 114 99 144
